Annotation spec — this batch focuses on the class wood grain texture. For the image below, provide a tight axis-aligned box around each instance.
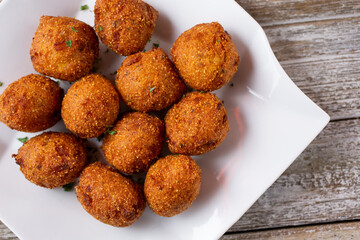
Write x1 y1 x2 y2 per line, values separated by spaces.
236 0 360 26
221 221 360 240
0 222 17 240
228 119 360 232
265 17 360 119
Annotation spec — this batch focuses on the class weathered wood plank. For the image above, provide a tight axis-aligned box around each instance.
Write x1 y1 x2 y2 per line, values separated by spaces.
281 57 360 120
0 222 17 240
221 221 360 240
236 0 360 26
260 16 360 119
227 119 360 232
265 17 360 63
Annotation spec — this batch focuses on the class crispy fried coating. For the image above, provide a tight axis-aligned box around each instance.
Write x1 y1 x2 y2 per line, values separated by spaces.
171 22 240 91
165 92 229 155
102 112 164 174
94 0 158 56
116 48 187 112
12 132 87 189
76 162 146 227
0 74 63 132
144 155 201 217
30 16 99 81
61 74 120 139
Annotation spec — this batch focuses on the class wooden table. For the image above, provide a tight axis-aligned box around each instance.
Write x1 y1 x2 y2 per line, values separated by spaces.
1 0 360 239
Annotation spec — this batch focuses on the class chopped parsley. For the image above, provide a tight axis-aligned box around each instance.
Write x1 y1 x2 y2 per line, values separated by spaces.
106 130 117 135
55 80 60 85
142 49 146 52
152 43 159 48
148 37 152 43
98 26 103 31
80 4 89 10
113 20 117 28
173 154 180 157
149 87 156 92
17 137 28 144
63 182 75 192
0 82 3 87
66 40 72 48
200 91 205 93
71 26 78 32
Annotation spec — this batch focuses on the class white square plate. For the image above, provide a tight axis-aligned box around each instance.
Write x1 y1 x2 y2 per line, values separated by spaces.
0 0 329 239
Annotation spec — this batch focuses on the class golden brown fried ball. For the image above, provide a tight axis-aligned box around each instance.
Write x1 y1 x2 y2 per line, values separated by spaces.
171 22 240 91
30 16 99 82
61 74 120 139
12 132 87 189
165 92 229 155
0 74 63 132
116 48 187 112
102 112 164 174
144 155 201 217
94 0 158 56
76 162 146 227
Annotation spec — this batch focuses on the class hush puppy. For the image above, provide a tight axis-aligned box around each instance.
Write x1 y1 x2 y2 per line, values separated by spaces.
0 74 63 132
102 112 164 174
76 162 146 227
165 92 229 155
116 48 187 112
61 74 120 139
12 132 87 189
30 16 99 81
144 155 201 217
171 22 240 91
94 0 158 56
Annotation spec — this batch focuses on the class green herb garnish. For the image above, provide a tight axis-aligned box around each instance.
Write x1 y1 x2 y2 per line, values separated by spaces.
63 182 75 192
200 91 205 93
17 137 28 144
148 37 152 43
0 82 3 87
80 4 89 10
55 80 60 85
149 87 156 92
71 26 78 32
98 26 103 31
113 20 117 28
142 49 146 52
173 154 180 157
107 130 117 135
153 43 159 48
66 40 72 48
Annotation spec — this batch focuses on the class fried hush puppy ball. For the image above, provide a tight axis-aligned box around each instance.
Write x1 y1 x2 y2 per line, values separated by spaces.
165 92 229 155
94 0 158 56
171 22 240 91
61 74 120 139
102 112 164 174
76 162 146 227
144 155 201 217
0 74 63 132
116 48 187 112
12 132 87 189
30 16 99 82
